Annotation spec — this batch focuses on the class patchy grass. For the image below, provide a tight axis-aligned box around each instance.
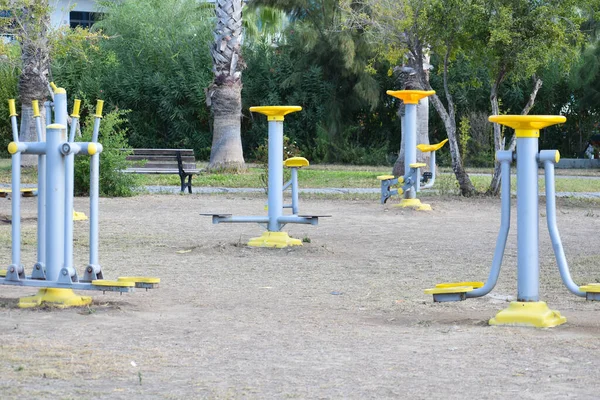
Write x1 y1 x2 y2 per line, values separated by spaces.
1 158 600 193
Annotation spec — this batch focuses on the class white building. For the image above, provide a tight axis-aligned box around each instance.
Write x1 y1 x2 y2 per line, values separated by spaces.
50 0 102 28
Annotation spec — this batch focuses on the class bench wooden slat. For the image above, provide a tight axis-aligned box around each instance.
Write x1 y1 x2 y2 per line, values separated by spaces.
122 148 200 193
129 149 195 156
127 161 198 170
126 155 195 162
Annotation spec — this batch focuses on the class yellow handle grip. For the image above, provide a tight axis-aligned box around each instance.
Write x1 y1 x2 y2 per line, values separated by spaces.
8 99 17 117
72 99 81 118
32 100 40 118
95 100 104 118
50 82 58 92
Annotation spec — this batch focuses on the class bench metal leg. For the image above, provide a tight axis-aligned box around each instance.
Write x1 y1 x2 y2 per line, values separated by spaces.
179 173 193 193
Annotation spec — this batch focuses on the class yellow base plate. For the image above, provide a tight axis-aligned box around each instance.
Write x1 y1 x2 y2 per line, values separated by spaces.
19 288 92 309
395 198 432 211
248 231 302 248
489 301 566 328
73 210 88 221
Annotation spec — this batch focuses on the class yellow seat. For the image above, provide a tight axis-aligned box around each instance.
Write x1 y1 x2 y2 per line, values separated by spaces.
417 138 449 153
0 269 6 277
409 163 427 168
377 175 395 180
424 285 475 295
284 157 309 168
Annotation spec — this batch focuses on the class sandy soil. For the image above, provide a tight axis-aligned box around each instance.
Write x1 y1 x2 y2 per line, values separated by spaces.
1 193 600 399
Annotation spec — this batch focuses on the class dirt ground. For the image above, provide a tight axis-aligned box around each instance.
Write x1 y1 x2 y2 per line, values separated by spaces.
1 193 600 399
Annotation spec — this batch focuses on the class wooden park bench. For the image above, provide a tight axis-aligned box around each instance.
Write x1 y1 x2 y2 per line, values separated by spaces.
124 149 203 193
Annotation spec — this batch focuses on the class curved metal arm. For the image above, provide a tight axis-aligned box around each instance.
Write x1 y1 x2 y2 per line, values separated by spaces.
543 157 585 297
468 151 512 298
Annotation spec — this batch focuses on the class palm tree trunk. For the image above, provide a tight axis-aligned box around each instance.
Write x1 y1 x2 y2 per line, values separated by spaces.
17 1 50 167
207 0 246 172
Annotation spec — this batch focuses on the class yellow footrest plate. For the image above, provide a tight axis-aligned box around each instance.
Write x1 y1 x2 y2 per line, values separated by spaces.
580 283 600 293
284 157 309 168
0 188 37 197
118 276 161 284
434 281 484 289
424 281 484 295
409 163 427 168
92 280 135 287
377 175 395 180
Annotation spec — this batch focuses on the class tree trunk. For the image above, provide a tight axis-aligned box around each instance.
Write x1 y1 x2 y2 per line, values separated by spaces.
208 81 245 171
207 0 246 171
487 75 541 195
17 1 50 167
429 94 476 196
416 45 476 196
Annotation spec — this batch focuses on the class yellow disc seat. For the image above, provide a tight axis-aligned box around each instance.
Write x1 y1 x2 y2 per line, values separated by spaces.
409 163 427 168
417 138 449 153
284 157 309 168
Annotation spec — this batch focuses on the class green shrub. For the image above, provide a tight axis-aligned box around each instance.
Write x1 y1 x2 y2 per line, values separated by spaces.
74 106 140 197
0 62 20 157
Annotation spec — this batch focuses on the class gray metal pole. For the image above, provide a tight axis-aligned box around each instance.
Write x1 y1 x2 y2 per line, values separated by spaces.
33 101 46 271
290 168 299 215
516 137 539 302
8 101 21 271
403 103 417 178
267 121 284 232
89 103 103 271
45 124 67 282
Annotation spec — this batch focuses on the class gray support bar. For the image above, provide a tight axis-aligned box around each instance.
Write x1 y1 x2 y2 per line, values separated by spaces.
35 114 46 274
290 168 299 215
267 121 284 231
403 103 417 199
45 125 67 282
516 137 540 302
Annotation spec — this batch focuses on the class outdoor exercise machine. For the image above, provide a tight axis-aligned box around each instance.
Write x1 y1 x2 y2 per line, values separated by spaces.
425 115 600 328
377 90 448 210
203 106 328 248
1 85 159 308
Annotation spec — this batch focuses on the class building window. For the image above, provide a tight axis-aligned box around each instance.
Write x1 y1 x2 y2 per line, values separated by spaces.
69 11 101 29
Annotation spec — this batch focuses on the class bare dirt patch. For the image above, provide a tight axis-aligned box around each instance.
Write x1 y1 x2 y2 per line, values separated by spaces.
1 194 600 399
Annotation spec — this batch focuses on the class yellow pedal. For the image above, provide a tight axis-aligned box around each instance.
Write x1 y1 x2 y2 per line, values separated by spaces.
377 175 395 180
417 138 449 153
409 163 427 168
434 281 484 289
92 280 135 287
0 188 37 198
424 285 475 295
118 276 160 284
424 281 483 302
284 157 309 168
